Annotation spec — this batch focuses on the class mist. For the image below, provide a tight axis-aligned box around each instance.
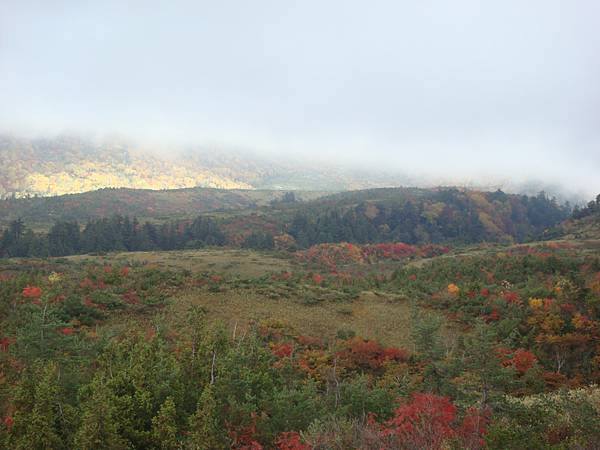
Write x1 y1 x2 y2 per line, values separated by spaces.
1 0 599 198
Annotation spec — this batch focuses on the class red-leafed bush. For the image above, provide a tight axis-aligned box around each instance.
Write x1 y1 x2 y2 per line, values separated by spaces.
503 291 522 305
276 431 310 450
271 342 293 358
371 394 489 450
498 348 537 375
58 327 75 336
0 337 11 352
22 285 42 298
228 414 264 450
380 393 457 449
511 349 537 374
339 337 409 370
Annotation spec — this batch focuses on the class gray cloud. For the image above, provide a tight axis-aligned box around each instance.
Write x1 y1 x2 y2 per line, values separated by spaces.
1 0 599 197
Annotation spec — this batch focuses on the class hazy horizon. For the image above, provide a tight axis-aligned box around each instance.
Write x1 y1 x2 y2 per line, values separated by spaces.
1 1 599 197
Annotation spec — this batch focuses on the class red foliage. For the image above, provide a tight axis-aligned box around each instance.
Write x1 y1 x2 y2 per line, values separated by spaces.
380 393 457 449
498 348 537 375
3 416 13 428
483 309 501 322
210 275 222 283
311 273 323 285
0 337 11 352
271 342 293 358
480 288 490 297
511 349 537 374
458 407 491 449
22 285 42 298
79 278 107 290
229 414 264 450
418 244 451 258
365 242 417 260
371 394 489 450
120 266 130 277
58 327 75 336
276 432 310 450
502 291 522 306
339 337 409 370
408 274 417 281
103 265 113 273
297 335 322 348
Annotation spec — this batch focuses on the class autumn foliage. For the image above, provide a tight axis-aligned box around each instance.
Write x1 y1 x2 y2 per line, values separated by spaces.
22 285 42 298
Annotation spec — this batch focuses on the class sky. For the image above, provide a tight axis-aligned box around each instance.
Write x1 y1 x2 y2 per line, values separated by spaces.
1 0 599 197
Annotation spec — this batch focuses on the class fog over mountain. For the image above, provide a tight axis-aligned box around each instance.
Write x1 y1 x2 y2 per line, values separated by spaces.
1 1 599 199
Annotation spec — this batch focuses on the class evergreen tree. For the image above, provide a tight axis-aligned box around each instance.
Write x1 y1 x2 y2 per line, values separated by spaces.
186 385 224 450
151 397 180 450
9 361 66 450
74 378 128 450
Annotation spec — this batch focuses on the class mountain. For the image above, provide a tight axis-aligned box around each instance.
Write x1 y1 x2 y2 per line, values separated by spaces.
0 134 417 198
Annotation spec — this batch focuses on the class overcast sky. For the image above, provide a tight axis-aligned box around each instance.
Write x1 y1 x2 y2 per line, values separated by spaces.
1 1 599 196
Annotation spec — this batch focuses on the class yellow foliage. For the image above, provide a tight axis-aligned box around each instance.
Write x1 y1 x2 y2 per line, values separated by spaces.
48 272 62 284
447 283 460 296
529 298 543 309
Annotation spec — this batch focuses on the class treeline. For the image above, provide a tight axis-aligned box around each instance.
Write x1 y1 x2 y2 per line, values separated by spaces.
572 193 600 220
288 189 569 247
0 215 227 258
0 189 571 258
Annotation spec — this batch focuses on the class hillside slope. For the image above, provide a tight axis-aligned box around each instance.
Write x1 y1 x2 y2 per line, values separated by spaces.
0 187 325 228
0 134 416 197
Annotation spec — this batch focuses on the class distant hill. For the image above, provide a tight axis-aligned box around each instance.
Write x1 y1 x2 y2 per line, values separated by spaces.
0 134 417 198
0 187 326 229
0 185 571 248
278 187 571 246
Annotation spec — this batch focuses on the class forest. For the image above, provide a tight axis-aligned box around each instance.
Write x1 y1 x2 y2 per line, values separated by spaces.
0 189 570 258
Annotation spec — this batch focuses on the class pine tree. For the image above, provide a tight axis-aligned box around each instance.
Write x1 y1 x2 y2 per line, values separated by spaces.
74 377 128 450
186 385 224 450
9 361 65 450
151 397 179 450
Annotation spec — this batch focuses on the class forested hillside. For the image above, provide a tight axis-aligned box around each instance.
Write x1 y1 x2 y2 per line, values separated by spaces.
0 188 571 258
286 188 569 246
0 135 412 198
0 186 324 229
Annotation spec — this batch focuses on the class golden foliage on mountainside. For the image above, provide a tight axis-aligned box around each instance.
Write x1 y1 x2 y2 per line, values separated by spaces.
0 135 253 197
